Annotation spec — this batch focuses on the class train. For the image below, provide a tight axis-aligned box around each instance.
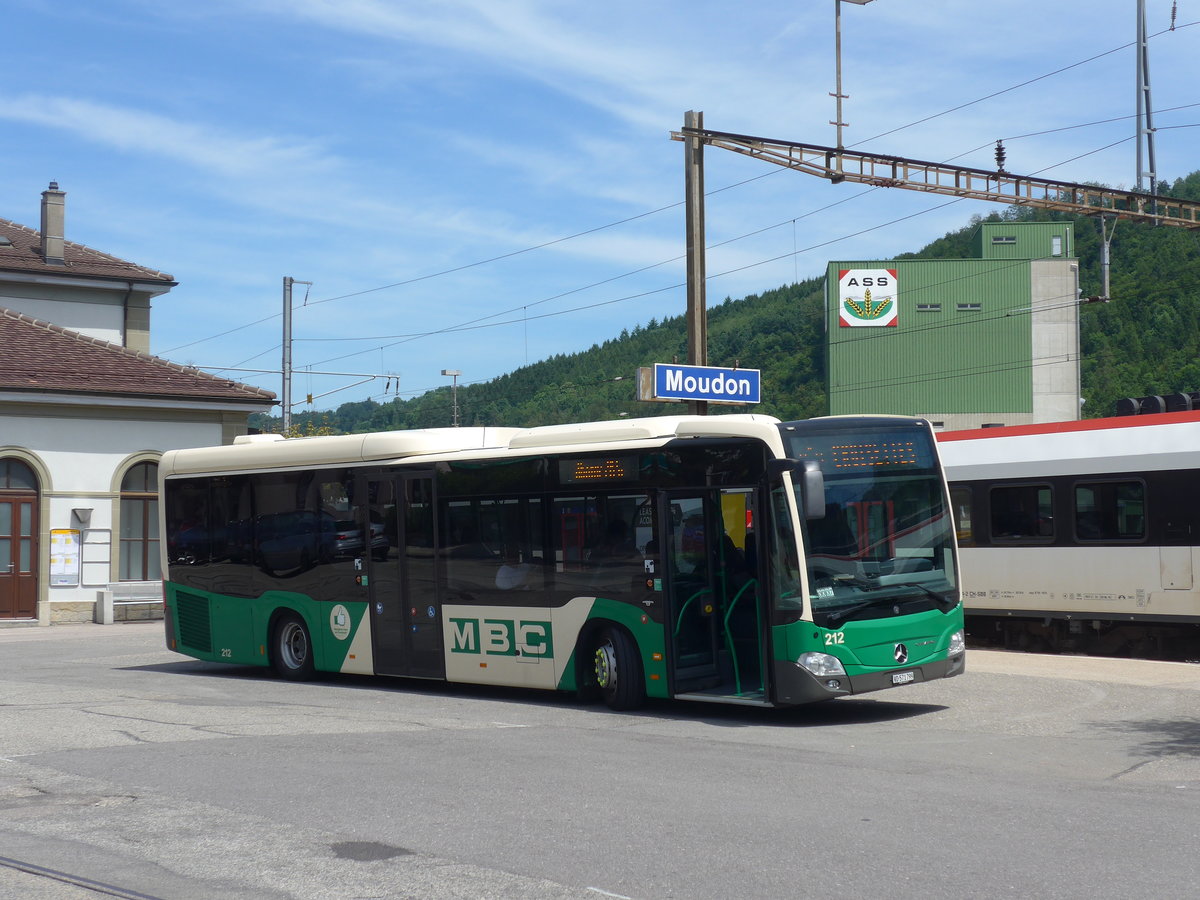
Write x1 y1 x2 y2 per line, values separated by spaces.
937 410 1200 659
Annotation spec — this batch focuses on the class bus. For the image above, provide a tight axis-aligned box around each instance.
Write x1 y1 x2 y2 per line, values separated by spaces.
159 414 964 710
939 410 1200 657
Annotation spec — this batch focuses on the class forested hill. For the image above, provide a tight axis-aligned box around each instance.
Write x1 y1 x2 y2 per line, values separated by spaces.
254 171 1200 435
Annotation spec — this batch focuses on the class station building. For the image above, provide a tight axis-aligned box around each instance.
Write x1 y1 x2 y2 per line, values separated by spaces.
1 184 275 625
825 222 1081 431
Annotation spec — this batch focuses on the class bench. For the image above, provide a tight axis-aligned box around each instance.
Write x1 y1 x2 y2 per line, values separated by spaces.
95 582 163 624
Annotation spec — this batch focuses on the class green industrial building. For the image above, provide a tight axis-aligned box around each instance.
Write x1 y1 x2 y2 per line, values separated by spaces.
825 222 1080 430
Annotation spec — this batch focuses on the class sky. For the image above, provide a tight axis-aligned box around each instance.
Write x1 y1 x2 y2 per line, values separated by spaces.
2 0 1197 417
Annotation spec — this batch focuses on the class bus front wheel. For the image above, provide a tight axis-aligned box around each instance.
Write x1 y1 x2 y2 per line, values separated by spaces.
272 613 316 681
593 627 644 711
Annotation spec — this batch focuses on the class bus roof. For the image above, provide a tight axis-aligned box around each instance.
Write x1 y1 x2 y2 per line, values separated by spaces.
160 414 787 477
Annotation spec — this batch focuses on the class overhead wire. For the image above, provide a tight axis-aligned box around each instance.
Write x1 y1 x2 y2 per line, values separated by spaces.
854 18 1197 149
182 21 1195 392
222 123 1152 386
202 117 1159 386
942 101 1200 164
305 130 1177 370
160 168 779 356
308 124 1147 372
169 23 1185 360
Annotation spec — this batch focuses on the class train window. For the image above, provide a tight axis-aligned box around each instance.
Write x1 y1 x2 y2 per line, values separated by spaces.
1074 481 1145 542
949 485 974 547
989 484 1053 542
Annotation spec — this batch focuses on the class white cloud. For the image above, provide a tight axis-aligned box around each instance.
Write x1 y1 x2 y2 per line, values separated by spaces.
0 95 339 180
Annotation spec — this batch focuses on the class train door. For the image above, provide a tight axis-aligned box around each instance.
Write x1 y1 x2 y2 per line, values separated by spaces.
663 488 764 699
364 472 444 678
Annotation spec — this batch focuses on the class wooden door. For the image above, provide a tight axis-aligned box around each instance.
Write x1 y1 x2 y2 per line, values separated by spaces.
0 494 38 618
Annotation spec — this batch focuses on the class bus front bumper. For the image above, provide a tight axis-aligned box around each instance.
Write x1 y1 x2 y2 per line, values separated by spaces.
772 650 966 706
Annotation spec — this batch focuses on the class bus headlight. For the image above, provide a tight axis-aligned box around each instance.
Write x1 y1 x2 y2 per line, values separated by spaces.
949 630 966 655
797 652 847 677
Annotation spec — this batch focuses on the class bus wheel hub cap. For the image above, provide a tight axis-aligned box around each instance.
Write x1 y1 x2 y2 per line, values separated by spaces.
594 645 616 689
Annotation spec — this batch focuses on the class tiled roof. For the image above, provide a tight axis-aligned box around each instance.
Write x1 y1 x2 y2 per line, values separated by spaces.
0 217 176 284
0 308 276 405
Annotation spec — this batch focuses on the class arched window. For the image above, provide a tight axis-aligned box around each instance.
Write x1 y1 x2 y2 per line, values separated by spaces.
120 461 160 581
0 459 37 490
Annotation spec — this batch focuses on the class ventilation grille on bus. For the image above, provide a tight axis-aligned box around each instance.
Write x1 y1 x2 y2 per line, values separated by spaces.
176 591 213 653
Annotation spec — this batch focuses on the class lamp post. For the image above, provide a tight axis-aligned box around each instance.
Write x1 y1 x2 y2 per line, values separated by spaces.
832 0 875 174
441 369 462 427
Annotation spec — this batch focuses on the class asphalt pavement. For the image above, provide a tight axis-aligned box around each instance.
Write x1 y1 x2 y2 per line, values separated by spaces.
1 622 1198 900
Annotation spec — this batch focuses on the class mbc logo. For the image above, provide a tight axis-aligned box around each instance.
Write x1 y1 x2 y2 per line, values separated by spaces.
449 618 554 659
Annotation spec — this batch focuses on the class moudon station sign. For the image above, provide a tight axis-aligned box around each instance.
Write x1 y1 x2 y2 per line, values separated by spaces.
637 363 761 405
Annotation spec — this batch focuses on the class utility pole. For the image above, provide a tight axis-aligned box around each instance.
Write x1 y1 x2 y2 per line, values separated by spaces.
1099 216 1117 300
1135 0 1157 195
281 276 312 434
282 277 293 434
831 0 876 180
441 369 462 426
683 110 708 416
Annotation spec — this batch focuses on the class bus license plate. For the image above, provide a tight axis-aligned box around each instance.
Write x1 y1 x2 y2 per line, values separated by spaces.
891 671 915 685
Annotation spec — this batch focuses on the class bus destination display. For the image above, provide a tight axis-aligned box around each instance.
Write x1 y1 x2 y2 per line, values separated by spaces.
559 456 636 484
795 438 925 472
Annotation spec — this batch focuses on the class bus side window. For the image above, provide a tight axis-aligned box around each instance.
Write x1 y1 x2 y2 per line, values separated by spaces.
441 497 548 600
551 494 647 600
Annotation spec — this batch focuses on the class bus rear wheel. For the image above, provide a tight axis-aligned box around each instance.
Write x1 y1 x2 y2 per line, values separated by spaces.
272 613 316 681
593 627 644 711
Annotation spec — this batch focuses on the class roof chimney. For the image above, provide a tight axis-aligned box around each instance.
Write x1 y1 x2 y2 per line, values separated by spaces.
40 181 66 265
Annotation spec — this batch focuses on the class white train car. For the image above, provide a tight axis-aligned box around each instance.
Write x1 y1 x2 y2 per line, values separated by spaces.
937 411 1200 658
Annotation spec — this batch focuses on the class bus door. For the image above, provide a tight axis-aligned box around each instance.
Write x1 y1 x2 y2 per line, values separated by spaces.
363 472 443 679
663 488 764 698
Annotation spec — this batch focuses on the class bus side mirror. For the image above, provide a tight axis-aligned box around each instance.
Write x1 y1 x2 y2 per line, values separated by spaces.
767 459 825 519
800 461 825 520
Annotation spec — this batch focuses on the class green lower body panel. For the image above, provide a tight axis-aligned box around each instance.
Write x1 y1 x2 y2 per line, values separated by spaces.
165 583 372 674
552 596 669 699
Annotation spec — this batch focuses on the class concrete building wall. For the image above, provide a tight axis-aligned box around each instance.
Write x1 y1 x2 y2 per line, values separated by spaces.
1030 259 1082 423
0 282 162 352
124 295 152 353
973 221 1074 260
827 224 1080 431
1 186 267 625
0 292 126 345
826 259 1035 421
1 403 249 623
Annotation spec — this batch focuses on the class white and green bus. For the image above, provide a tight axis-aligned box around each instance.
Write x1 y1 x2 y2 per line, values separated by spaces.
160 414 964 710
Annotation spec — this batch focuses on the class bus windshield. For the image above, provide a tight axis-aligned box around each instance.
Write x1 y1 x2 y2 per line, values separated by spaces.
781 423 957 627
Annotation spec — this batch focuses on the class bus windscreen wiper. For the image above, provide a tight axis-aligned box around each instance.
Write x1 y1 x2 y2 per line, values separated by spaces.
821 576 956 626
820 598 885 627
892 581 958 612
